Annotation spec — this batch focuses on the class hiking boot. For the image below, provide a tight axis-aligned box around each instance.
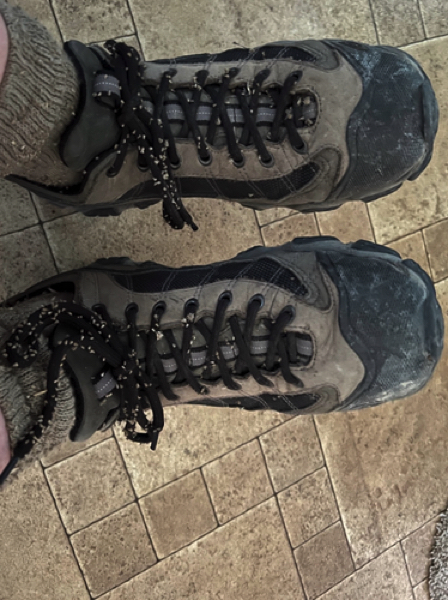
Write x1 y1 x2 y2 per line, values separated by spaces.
7 39 438 229
0 236 443 483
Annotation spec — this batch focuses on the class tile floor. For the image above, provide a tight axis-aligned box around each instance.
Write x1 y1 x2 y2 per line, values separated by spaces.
1 0 448 598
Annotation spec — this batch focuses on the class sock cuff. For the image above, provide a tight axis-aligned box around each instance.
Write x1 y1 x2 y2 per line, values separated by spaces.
0 296 76 478
0 0 79 175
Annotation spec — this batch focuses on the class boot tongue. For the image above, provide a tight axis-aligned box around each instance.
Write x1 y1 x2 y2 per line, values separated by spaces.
52 323 121 442
61 41 121 171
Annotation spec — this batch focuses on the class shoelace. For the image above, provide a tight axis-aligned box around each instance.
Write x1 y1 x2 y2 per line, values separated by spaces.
94 41 314 230
0 295 304 483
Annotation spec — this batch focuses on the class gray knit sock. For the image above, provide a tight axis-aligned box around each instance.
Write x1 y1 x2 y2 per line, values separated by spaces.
430 511 448 600
0 0 82 187
0 295 76 481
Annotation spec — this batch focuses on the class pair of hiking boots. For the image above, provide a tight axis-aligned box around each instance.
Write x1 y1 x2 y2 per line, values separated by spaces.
0 37 444 483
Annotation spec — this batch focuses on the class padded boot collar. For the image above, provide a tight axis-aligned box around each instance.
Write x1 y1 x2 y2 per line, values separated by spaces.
61 41 120 171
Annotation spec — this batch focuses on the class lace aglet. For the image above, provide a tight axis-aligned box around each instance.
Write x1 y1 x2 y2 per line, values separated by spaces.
150 430 159 451
0 455 19 486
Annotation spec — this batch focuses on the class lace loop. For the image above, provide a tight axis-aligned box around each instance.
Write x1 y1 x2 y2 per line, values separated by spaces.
94 42 315 226
98 41 198 232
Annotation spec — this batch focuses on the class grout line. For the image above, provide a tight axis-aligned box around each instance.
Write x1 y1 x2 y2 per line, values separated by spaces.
253 209 266 247
378 214 448 247
254 435 275 491
41 220 61 274
257 431 308 599
312 418 356 568
0 220 42 240
41 462 91 597
312 542 405 599
109 426 160 565
314 211 323 236
399 540 416 594
41 434 113 469
126 417 293 499
199 466 221 525
366 0 381 44
123 0 147 60
87 33 138 46
94 498 286 599
293 517 341 550
365 204 377 243
68 498 136 537
311 212 319 236
48 0 65 43
275 462 331 496
420 227 434 278
400 512 440 545
415 0 428 39
134 498 159 563
400 32 448 49
272 493 308 598
259 211 297 229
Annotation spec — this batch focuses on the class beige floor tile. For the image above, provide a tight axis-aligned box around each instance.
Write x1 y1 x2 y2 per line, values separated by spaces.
0 463 89 600
370 0 424 45
316 201 374 243
419 0 448 38
0 226 57 302
259 415 323 492
140 470 217 558
32 194 76 223
44 200 262 271
52 0 134 42
413 579 429 600
202 439 273 524
319 544 413 600
388 230 430 274
0 180 38 237
294 522 354 599
315 350 448 567
71 503 156 597
423 218 448 281
41 429 112 468
402 517 439 586
11 0 61 40
278 467 339 547
257 208 297 227
46 438 134 534
261 213 319 246
130 0 376 61
368 38 448 244
102 498 304 600
115 406 288 498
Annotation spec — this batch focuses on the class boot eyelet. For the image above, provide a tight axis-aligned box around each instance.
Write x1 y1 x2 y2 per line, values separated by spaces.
249 293 265 308
138 162 150 172
170 156 182 170
92 303 107 314
218 291 232 303
232 156 245 169
198 152 212 166
292 141 308 155
185 298 199 311
282 305 296 321
107 167 118 178
125 302 139 317
259 153 275 168
152 300 166 318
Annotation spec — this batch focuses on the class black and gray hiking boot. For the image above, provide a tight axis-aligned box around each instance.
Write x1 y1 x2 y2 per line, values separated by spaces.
8 39 438 229
0 237 443 483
